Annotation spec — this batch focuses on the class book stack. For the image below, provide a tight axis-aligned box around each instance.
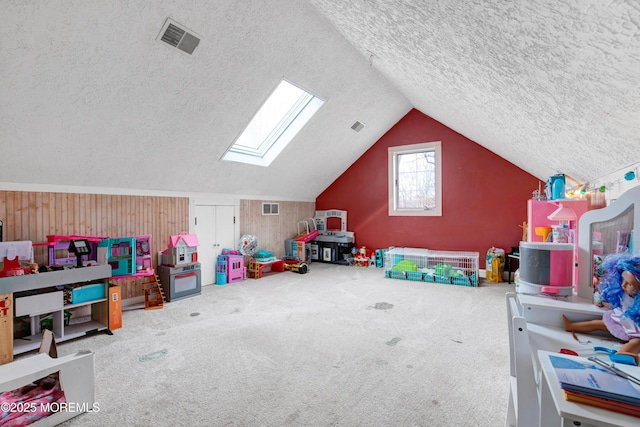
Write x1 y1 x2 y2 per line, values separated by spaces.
549 354 640 418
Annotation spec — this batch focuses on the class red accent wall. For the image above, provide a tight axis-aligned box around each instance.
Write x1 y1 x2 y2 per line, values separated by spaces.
316 109 541 268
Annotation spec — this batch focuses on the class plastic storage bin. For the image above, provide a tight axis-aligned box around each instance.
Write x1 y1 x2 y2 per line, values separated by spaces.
68 282 106 304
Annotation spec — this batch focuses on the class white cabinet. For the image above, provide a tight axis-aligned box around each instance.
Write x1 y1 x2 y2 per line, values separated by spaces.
0 264 112 357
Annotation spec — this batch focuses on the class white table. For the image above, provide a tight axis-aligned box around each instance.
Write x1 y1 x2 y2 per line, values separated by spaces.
537 350 640 427
506 292 630 427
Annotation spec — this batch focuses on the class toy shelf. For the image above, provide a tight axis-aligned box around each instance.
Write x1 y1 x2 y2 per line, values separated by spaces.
0 264 112 361
384 247 479 287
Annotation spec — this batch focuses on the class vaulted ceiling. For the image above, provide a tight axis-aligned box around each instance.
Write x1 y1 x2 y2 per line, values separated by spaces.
2 1 638 201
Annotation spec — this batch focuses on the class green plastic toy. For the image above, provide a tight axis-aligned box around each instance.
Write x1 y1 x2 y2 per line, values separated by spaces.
391 260 418 272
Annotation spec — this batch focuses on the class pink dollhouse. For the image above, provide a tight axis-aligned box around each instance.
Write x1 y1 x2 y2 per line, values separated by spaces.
166 233 199 266
526 198 588 288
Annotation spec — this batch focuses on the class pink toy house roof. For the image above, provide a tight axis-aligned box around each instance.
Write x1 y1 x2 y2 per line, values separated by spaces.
168 233 199 248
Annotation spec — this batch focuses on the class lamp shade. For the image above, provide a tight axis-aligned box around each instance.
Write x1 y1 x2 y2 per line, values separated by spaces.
547 203 576 221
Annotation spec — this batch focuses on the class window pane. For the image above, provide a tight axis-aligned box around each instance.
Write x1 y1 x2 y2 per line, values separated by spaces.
223 79 324 166
233 81 309 153
397 151 436 210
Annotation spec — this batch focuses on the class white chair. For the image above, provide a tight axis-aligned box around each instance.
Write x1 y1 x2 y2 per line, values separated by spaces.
506 292 540 427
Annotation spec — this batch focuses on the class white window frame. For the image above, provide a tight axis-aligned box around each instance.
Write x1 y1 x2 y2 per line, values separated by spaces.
222 79 324 167
388 141 442 216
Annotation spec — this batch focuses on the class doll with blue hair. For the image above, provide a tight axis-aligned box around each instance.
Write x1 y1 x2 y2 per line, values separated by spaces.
563 253 640 362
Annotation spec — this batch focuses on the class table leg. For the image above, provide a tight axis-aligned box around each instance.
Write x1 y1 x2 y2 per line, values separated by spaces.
539 366 562 427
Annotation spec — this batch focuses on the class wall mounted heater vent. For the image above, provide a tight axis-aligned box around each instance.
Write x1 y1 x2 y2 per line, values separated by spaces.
157 18 201 55
262 202 280 216
351 121 365 133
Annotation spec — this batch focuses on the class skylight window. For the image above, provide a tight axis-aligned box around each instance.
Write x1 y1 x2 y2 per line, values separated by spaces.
222 79 324 167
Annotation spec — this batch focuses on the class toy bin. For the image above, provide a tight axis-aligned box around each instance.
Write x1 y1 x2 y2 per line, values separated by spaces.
518 242 574 296
68 282 106 304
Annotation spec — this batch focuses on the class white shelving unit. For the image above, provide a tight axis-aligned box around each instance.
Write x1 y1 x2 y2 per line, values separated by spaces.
0 264 112 358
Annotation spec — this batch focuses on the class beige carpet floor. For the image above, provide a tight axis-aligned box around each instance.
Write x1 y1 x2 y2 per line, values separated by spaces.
52 262 514 427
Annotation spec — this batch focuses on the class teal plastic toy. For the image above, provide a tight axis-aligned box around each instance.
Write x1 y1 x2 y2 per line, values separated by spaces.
594 346 638 366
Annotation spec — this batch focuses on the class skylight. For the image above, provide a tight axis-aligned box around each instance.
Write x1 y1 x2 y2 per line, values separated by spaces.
222 79 325 167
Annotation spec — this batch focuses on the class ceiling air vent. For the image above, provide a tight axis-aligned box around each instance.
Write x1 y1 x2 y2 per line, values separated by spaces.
157 18 200 55
351 121 365 133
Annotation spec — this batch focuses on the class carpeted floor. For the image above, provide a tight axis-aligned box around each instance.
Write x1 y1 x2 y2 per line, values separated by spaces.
55 262 514 427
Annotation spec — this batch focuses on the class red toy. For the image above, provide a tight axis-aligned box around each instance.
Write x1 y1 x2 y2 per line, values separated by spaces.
354 246 372 267
0 241 34 277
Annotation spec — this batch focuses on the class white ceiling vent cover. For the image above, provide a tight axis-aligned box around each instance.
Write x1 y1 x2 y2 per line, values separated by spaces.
157 18 201 55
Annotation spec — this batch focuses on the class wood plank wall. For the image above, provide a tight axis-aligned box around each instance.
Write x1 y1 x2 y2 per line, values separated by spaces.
239 200 316 257
0 192 315 266
0 191 189 267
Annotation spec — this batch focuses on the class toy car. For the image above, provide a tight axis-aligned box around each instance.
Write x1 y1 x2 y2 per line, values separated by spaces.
282 257 309 274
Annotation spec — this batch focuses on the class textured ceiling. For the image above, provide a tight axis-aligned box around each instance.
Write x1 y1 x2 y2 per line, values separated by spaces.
310 0 640 187
1 1 639 200
0 0 410 200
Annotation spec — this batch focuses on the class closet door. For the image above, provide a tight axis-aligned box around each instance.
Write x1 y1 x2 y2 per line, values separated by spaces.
215 205 235 260
195 205 236 286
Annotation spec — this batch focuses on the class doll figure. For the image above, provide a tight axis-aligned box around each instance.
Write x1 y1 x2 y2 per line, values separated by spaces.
592 254 605 307
562 254 640 359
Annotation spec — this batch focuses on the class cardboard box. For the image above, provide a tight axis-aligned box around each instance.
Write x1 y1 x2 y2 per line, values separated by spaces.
109 285 122 330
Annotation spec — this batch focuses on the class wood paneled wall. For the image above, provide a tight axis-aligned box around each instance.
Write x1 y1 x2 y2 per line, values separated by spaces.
0 191 189 267
239 200 315 257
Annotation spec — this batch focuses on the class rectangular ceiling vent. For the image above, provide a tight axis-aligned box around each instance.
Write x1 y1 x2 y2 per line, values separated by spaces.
157 18 201 55
351 121 365 133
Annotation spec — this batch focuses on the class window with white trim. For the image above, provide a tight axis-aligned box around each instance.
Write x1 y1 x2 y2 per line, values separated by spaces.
388 141 442 216
222 79 324 167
